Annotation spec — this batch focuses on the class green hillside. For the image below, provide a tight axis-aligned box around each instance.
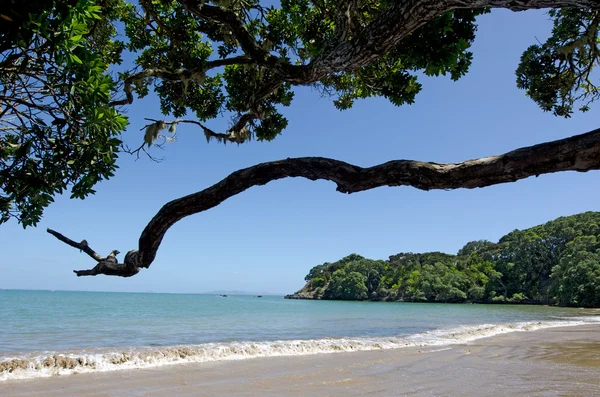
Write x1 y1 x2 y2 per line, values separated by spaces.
287 212 600 307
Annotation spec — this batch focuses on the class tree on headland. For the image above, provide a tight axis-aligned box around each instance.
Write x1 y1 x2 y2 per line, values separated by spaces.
1 0 599 277
324 269 369 300
296 212 600 307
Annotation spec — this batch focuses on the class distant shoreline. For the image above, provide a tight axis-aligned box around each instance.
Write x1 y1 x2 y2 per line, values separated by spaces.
0 288 285 296
283 292 574 306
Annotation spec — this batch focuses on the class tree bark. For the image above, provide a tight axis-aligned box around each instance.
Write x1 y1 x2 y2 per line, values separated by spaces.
313 0 600 75
49 126 600 277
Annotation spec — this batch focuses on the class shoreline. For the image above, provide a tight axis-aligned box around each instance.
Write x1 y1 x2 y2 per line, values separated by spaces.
283 292 596 307
2 324 599 396
1 317 597 382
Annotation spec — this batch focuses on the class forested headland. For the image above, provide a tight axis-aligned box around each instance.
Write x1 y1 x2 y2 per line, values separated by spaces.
286 212 600 307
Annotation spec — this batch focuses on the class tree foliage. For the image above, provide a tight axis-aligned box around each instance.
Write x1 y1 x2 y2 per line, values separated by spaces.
300 212 600 307
516 9 600 116
1 0 599 226
0 0 128 226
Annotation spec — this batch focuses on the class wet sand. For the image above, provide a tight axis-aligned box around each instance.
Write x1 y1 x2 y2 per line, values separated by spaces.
1 325 599 396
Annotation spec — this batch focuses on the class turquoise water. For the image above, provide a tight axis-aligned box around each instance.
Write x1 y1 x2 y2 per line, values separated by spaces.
1 289 599 380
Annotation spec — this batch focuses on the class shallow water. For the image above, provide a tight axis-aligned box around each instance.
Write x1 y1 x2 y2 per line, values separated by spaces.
1 290 599 380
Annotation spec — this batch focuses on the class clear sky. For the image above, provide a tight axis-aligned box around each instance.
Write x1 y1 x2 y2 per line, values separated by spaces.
1 10 598 295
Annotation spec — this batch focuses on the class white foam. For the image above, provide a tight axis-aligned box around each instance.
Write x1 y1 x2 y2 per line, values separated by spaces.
1 317 598 381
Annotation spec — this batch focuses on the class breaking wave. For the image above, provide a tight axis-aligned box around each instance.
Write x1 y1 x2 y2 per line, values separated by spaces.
1 317 597 381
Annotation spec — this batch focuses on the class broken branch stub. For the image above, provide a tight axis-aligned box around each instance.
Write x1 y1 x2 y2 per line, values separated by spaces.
47 228 142 277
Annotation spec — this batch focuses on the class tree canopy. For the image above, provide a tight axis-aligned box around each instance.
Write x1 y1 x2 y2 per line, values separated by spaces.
296 212 600 307
1 0 599 276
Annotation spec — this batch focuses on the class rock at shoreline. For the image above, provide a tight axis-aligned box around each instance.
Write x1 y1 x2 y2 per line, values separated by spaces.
284 292 316 300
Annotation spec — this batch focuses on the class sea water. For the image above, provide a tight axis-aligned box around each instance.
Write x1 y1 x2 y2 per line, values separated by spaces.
1 289 599 381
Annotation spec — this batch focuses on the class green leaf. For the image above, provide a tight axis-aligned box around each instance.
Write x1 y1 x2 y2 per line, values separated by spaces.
70 54 83 64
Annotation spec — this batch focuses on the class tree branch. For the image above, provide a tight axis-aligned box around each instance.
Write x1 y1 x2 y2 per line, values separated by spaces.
47 228 142 277
177 0 312 82
179 1 280 66
141 117 248 144
110 57 253 107
46 228 103 262
49 126 600 277
137 80 283 145
139 0 173 37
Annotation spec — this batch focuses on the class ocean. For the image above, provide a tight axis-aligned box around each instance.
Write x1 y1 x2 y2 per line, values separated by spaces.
1 289 599 381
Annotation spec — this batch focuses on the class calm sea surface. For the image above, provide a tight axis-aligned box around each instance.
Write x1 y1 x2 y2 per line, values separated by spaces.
1 289 599 380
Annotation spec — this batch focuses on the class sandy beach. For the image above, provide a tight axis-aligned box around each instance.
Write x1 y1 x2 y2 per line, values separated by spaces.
1 324 599 397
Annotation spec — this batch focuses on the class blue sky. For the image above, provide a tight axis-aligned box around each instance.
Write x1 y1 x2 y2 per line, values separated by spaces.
1 10 598 294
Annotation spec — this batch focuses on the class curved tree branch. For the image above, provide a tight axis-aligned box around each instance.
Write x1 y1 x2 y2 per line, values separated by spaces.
49 126 600 277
